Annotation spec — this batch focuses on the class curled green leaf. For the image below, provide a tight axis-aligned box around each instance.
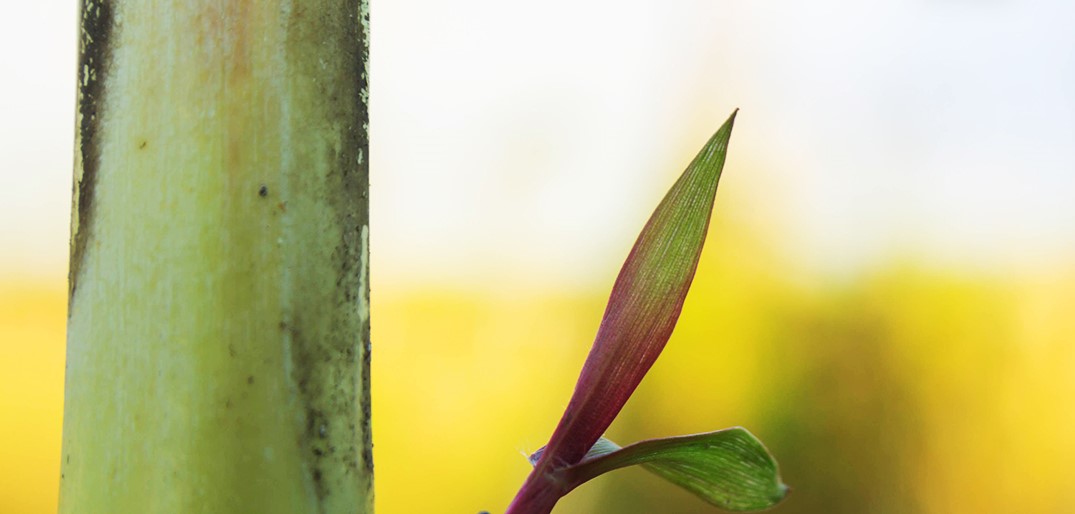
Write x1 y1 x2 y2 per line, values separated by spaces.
532 428 788 512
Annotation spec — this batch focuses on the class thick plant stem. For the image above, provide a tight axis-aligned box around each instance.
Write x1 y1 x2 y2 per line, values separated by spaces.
59 1 371 513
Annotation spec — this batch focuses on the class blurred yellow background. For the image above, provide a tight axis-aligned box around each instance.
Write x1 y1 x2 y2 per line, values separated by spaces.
3 1 1075 513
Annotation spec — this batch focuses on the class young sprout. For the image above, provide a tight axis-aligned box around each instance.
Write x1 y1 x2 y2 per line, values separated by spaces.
504 111 787 514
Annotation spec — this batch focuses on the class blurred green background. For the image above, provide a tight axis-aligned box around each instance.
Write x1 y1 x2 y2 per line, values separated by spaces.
3 1 1074 513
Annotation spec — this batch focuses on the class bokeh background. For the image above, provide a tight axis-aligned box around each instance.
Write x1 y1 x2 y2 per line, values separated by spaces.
3 1 1075 513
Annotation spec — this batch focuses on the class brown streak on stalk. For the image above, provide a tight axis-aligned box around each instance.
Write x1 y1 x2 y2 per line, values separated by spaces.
282 0 371 504
70 0 115 301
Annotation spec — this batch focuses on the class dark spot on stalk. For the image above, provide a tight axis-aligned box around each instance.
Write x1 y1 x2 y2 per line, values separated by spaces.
247 375 255 385
137 139 147 149
258 184 268 197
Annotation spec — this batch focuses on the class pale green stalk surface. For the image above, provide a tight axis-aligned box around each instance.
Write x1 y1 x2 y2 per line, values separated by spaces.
60 1 371 513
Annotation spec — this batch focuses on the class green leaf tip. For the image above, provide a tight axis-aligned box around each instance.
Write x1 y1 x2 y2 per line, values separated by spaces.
536 109 740 469
532 427 788 512
507 111 766 514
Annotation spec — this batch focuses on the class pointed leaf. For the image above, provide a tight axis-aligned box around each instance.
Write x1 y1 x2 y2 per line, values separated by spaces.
546 429 788 512
536 111 738 468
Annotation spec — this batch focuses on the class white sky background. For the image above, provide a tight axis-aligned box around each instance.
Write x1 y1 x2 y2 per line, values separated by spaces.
2 0 1074 286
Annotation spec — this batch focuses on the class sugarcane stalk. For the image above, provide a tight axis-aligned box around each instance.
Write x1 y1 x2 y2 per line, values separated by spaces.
59 1 372 512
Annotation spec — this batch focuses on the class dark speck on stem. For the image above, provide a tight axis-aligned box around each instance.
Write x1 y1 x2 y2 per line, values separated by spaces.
258 185 268 197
